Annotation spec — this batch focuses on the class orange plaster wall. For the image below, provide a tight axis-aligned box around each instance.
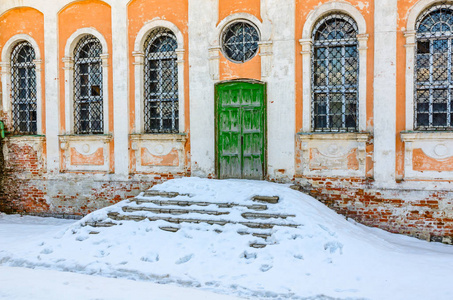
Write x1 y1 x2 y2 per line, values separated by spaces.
127 0 189 173
218 0 261 81
70 147 105 166
127 0 189 133
412 149 453 172
396 0 419 178
58 0 113 133
218 0 261 24
141 148 179 166
0 7 45 135
295 0 375 175
58 0 114 171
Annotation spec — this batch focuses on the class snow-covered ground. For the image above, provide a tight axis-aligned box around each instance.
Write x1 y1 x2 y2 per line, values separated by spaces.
1 178 453 300
0 266 242 300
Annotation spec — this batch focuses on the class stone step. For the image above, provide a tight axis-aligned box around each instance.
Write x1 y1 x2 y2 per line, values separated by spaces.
107 212 299 229
241 212 295 220
157 226 272 241
252 195 279 204
132 198 268 211
84 221 117 228
142 190 192 198
159 226 180 232
249 242 268 249
237 230 272 239
122 206 229 216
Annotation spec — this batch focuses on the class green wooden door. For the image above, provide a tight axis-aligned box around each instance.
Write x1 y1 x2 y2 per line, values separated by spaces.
216 81 266 179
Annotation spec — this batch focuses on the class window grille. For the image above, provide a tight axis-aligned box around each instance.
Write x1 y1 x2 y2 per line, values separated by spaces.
73 35 103 134
311 14 359 132
415 4 453 130
221 21 260 63
144 27 179 133
11 42 37 135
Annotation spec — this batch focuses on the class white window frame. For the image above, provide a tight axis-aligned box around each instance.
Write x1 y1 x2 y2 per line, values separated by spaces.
300 2 368 132
1 34 43 134
132 20 185 133
63 28 109 134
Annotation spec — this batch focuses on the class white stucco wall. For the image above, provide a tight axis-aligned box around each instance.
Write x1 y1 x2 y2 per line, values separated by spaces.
188 0 218 177
373 0 397 185
263 0 296 181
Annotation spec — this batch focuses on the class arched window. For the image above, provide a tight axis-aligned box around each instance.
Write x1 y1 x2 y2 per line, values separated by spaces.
11 42 37 134
415 4 453 130
73 35 103 134
143 27 179 133
311 14 359 132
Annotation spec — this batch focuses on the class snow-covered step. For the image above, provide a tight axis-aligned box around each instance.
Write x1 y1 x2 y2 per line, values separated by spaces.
106 212 299 229
252 195 279 204
141 190 192 198
241 212 295 220
122 206 230 216
132 198 269 211
237 229 272 239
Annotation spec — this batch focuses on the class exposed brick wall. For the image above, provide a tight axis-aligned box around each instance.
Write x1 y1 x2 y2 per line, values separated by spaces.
0 139 187 216
293 176 453 244
0 139 47 213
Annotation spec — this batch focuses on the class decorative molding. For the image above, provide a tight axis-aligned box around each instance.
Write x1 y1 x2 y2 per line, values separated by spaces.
297 132 369 177
401 131 453 179
208 46 221 81
58 134 112 172
130 133 187 173
258 41 273 78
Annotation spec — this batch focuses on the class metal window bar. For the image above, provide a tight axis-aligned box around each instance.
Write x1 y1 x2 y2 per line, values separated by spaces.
415 4 453 130
311 14 359 132
73 35 103 134
221 21 260 63
144 27 179 133
11 42 37 135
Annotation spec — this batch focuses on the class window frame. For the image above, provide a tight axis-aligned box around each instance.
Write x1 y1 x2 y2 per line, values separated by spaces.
300 2 368 132
62 28 109 135
311 13 360 132
143 27 179 133
132 20 185 134
10 41 38 135
73 35 104 134
411 3 453 130
404 0 453 131
220 20 260 64
1 34 42 136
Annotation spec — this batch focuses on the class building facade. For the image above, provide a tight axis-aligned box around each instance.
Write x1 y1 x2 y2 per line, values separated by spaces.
0 0 452 243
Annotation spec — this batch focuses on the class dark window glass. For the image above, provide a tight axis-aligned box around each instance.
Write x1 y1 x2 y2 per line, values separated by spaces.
311 14 359 132
11 42 37 135
415 4 453 130
73 35 103 134
221 21 260 63
144 27 179 133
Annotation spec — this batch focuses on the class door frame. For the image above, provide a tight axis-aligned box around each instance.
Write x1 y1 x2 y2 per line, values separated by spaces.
214 79 267 179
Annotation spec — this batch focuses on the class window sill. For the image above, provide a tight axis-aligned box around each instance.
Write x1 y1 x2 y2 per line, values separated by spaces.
297 132 369 142
4 135 46 143
400 131 453 142
130 133 186 143
59 134 113 144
